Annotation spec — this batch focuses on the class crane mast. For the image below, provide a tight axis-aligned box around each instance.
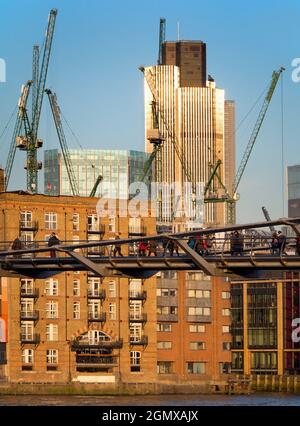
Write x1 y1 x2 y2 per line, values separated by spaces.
5 80 32 189
232 67 285 196
158 18 166 65
45 89 79 196
27 8 57 193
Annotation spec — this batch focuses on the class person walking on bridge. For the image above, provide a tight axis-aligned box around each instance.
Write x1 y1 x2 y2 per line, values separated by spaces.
278 231 286 255
113 234 123 257
148 239 158 256
48 232 60 258
11 236 24 258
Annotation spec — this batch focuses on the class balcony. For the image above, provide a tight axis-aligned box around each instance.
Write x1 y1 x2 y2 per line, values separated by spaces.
20 333 40 344
87 223 105 235
157 314 178 322
87 289 106 299
88 312 106 323
129 291 147 301
129 335 148 346
20 310 39 321
19 220 39 232
71 338 123 351
128 225 147 236
20 288 39 298
76 355 118 370
128 313 147 323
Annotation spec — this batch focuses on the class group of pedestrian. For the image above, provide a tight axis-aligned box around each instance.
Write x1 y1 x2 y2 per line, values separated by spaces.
10 232 60 258
187 234 215 255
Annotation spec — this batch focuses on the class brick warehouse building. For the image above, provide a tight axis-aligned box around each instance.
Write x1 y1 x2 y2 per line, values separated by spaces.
0 191 231 387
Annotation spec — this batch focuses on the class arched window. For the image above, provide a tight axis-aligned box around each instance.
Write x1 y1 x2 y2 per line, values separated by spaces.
78 330 111 345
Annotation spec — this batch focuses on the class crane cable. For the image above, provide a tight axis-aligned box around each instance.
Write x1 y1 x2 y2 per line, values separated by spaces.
234 81 270 136
281 72 285 217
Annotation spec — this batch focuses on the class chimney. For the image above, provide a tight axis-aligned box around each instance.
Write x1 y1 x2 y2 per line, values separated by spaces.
0 168 5 192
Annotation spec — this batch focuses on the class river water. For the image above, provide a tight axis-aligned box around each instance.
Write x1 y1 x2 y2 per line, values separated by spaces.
0 393 299 406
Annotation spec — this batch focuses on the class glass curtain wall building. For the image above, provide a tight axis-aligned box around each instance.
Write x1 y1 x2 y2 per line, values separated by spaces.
44 149 150 199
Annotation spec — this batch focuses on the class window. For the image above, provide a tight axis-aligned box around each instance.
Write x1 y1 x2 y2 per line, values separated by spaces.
109 303 116 320
72 213 79 231
46 324 58 341
87 330 110 345
157 361 173 374
130 324 142 342
73 280 80 296
45 279 58 296
130 351 141 372
157 324 172 332
190 342 206 350
21 321 33 340
88 301 101 319
188 307 211 316
222 291 230 299
222 326 230 333
129 217 142 234
129 301 142 320
223 342 231 351
187 362 206 374
186 271 207 281
163 271 177 279
22 349 34 364
157 288 177 297
157 306 178 315
108 217 115 233
45 212 57 230
20 211 32 228
157 341 172 349
189 325 206 333
187 289 210 298
108 280 116 298
20 299 34 314
87 214 98 232
222 309 231 317
46 301 58 319
129 279 142 297
46 349 58 365
88 277 101 297
73 302 80 319
20 231 33 248
20 278 34 296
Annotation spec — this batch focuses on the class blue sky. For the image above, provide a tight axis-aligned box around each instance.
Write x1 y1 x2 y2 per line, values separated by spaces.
0 0 299 223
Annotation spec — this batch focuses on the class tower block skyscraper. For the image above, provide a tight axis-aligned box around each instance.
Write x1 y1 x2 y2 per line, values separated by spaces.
143 38 234 228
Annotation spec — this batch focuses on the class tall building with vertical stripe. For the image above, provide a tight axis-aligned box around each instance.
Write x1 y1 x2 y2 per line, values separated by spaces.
143 41 228 228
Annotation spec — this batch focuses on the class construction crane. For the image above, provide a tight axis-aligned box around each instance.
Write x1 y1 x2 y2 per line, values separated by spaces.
262 206 276 233
158 18 166 65
27 8 57 193
45 89 79 196
5 10 57 192
5 80 32 189
226 66 285 224
89 174 103 198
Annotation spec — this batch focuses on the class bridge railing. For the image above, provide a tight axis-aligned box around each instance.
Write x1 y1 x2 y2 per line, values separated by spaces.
0 234 299 260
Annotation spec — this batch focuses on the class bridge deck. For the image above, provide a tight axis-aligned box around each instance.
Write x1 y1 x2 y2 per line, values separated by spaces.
2 254 300 279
